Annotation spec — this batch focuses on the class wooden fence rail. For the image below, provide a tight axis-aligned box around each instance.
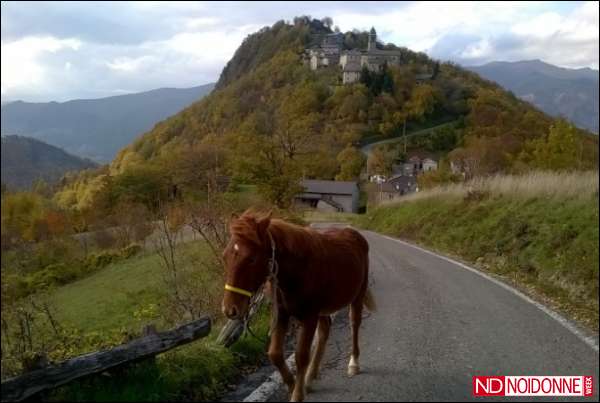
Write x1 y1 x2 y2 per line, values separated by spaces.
1 317 211 402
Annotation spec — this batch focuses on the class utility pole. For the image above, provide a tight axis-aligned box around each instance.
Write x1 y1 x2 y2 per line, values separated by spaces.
403 117 407 154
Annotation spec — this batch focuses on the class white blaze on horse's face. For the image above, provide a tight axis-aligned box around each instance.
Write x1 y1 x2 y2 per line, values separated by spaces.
234 243 239 252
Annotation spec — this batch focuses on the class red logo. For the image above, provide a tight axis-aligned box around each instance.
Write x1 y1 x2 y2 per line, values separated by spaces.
473 376 594 397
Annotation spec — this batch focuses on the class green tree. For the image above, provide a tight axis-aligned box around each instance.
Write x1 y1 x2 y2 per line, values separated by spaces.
336 146 366 180
531 120 580 171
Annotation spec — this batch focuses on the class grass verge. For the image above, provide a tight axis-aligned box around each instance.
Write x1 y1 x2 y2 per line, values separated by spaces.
4 240 271 401
355 171 599 330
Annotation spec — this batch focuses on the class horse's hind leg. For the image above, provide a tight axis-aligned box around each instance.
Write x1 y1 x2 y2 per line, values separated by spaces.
348 296 364 376
305 315 332 388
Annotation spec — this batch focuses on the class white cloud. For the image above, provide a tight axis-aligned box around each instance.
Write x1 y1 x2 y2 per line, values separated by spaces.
1 36 81 96
460 38 492 60
106 55 156 72
1 1 598 102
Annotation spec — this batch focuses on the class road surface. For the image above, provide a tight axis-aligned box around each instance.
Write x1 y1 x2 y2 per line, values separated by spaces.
359 121 456 157
264 227 599 401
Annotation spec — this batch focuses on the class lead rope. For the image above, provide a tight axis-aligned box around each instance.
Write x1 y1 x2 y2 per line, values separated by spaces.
266 229 279 333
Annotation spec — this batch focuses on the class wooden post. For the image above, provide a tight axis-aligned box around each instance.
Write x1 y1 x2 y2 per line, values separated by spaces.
1 317 211 402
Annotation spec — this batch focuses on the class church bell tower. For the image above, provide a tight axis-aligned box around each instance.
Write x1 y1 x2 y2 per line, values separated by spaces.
367 27 376 51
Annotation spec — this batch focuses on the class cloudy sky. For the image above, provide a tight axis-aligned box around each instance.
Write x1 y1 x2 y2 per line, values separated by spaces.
1 1 598 102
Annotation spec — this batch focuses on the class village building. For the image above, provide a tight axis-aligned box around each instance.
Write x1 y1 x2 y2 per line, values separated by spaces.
308 27 418 85
370 175 418 204
305 32 343 70
387 174 418 195
340 28 403 84
294 179 359 213
401 155 438 176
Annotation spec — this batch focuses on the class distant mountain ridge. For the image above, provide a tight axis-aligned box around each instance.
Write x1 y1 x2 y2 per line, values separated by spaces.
467 60 599 133
1 135 97 190
1 83 215 162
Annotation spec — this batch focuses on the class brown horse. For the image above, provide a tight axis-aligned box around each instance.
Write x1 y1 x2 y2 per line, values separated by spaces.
222 209 375 402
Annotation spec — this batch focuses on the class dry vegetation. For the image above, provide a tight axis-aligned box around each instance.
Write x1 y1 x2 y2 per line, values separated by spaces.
385 170 599 204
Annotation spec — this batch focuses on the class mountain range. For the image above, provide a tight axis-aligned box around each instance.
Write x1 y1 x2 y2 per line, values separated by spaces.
1 135 97 190
467 60 599 134
0 83 215 162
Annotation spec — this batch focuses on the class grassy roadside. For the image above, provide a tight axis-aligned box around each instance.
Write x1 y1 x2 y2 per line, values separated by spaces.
2 239 271 401
302 210 359 223
48 311 271 402
354 171 599 330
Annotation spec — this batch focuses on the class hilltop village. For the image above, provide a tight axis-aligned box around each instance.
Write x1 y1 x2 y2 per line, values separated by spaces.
295 28 437 212
303 27 432 84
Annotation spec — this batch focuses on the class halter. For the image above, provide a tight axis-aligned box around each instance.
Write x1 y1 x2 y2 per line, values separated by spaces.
224 230 278 299
222 229 281 345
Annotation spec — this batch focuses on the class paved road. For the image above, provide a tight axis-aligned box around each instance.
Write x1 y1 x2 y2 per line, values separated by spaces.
268 227 599 401
359 121 456 157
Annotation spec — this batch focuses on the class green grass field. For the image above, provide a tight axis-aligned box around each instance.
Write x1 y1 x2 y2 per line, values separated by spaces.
49 250 167 332
4 239 271 401
355 171 599 329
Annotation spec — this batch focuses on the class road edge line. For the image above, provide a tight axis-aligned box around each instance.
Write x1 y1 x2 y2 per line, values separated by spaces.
370 231 599 353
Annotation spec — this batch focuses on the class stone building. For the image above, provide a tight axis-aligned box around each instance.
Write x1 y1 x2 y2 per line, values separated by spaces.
309 27 404 84
402 155 438 176
306 32 343 70
306 27 433 86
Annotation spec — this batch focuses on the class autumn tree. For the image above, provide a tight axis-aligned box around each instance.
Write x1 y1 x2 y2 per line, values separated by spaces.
336 146 366 180
367 146 394 177
530 120 580 171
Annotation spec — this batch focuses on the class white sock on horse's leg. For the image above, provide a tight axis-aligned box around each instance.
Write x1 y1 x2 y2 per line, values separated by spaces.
347 354 359 376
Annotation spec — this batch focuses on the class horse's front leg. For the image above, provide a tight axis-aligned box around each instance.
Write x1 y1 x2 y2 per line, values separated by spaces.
291 316 318 402
268 312 294 395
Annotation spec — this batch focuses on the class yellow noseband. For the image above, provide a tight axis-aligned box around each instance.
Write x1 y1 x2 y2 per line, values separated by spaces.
224 284 253 298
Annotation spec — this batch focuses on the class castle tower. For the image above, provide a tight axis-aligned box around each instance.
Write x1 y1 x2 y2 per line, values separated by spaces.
367 27 376 51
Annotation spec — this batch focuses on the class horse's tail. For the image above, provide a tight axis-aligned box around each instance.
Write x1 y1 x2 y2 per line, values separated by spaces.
363 287 377 312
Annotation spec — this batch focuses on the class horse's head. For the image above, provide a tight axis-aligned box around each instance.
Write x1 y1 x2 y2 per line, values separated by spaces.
222 210 272 320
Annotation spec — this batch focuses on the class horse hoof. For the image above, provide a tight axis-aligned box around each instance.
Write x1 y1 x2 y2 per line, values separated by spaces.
347 365 359 377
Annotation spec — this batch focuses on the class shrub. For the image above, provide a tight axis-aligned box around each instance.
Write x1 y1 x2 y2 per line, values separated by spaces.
120 243 143 259
86 251 121 269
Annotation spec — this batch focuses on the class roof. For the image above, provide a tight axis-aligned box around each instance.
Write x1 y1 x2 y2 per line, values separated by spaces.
388 174 412 183
366 49 402 56
415 73 433 80
343 61 362 72
380 176 416 193
300 179 357 195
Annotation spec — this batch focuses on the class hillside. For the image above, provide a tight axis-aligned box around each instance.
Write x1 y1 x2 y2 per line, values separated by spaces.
1 135 97 190
356 171 599 329
0 84 214 162
467 60 599 134
56 18 598 211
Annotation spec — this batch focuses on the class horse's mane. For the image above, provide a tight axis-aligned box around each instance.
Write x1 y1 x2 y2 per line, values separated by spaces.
230 210 327 256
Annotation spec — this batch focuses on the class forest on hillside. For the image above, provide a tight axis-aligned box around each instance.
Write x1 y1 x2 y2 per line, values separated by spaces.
49 17 598 216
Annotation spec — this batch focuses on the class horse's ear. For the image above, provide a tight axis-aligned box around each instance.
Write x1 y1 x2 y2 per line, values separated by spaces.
229 212 239 228
257 210 272 235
